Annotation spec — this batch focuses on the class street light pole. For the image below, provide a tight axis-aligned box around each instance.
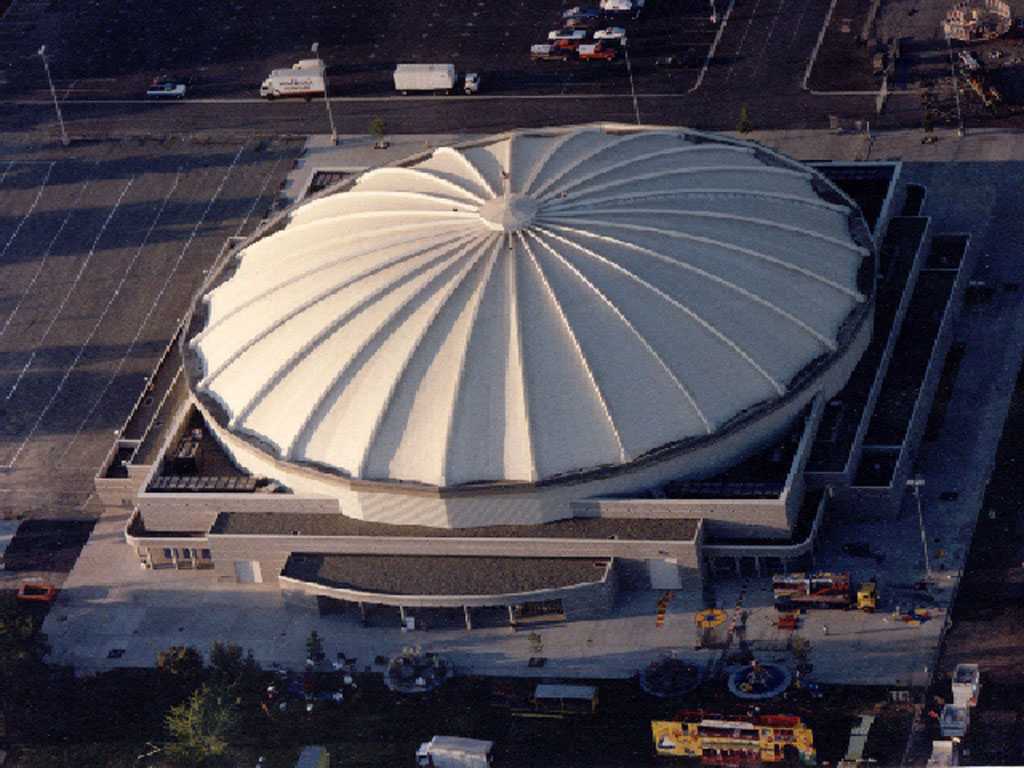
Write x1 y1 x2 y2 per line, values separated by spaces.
709 0 718 24
37 45 69 147
945 33 964 137
312 42 337 145
907 477 931 577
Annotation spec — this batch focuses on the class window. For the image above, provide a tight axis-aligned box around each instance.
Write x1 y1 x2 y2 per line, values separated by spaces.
179 548 192 560
163 548 172 559
201 549 212 560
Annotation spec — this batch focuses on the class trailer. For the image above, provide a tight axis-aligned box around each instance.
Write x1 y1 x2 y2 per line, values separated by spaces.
260 59 325 100
394 64 457 94
415 736 493 768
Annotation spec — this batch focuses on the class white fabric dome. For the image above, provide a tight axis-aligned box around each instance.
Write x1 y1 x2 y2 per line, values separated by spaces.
189 126 870 488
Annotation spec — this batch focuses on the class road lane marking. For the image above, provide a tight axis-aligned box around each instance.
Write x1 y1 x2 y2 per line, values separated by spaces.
56 145 245 466
0 161 13 184
0 175 93 342
4 176 134 406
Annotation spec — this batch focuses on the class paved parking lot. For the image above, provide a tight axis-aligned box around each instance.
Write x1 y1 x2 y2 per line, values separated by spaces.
0 138 298 522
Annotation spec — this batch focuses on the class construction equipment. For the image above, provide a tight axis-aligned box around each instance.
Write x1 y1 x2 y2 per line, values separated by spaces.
653 710 815 765
773 572 877 612
856 580 878 612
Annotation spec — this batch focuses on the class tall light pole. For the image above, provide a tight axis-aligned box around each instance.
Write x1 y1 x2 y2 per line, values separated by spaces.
907 477 931 578
311 42 337 145
945 33 964 137
709 0 718 24
37 45 69 147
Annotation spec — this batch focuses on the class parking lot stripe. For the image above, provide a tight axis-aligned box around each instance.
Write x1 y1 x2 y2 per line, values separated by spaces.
55 145 244 466
4 176 134 408
234 156 282 238
0 160 13 185
689 0 738 94
0 161 54 263
0 176 92 343
57 170 182 462
750 0 789 80
726 0 767 83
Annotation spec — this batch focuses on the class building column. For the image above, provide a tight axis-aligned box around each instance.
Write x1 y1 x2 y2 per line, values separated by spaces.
734 557 741 577
508 605 517 628
754 557 762 577
463 605 473 631
358 601 367 625
399 605 407 628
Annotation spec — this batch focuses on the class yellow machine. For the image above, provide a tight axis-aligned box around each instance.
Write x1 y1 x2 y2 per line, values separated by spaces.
856 581 877 612
652 711 816 765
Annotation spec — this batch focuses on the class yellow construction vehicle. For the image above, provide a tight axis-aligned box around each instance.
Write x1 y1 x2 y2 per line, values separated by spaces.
856 581 878 612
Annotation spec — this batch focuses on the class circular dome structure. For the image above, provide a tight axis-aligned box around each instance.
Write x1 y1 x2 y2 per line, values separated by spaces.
185 125 874 527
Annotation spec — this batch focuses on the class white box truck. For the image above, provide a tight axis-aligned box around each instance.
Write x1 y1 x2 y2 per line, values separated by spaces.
415 736 493 768
393 64 479 95
260 59 326 100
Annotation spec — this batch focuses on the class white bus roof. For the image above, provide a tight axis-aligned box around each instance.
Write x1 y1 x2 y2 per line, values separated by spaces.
534 684 597 699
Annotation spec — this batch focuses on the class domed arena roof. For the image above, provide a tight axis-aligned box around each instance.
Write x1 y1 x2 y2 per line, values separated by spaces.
188 125 872 489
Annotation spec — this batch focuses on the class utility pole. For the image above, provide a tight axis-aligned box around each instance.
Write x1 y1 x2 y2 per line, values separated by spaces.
945 33 965 137
311 42 337 145
37 46 70 146
907 477 931 578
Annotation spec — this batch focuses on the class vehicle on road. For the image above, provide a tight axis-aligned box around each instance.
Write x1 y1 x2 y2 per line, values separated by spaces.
416 736 493 768
393 63 459 94
463 72 481 95
260 59 325 100
530 44 571 61
593 26 627 40
579 42 618 61
146 78 187 99
548 28 588 41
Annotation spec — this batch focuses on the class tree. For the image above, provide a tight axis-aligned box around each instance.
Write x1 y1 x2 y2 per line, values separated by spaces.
0 594 49 676
737 104 752 134
208 642 262 703
305 630 325 664
165 684 239 767
157 645 204 688
370 116 388 149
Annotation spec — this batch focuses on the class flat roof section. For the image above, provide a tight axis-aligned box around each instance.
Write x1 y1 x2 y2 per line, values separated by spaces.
283 553 610 596
211 512 699 542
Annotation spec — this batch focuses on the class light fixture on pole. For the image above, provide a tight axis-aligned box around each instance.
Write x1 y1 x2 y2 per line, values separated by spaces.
311 42 338 146
37 45 70 147
945 33 964 137
709 0 718 24
907 476 930 578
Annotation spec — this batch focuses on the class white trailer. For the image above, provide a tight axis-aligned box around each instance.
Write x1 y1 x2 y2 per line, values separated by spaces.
415 736 493 768
394 63 457 94
260 59 326 99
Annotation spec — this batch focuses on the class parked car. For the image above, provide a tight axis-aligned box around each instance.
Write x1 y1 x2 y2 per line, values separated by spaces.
548 28 588 41
593 26 627 41
146 78 187 99
565 7 605 28
17 580 59 603
531 44 570 61
563 5 602 20
579 42 618 61
550 38 584 53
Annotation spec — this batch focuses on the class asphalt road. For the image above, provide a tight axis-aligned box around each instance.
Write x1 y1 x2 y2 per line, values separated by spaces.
0 0 937 139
